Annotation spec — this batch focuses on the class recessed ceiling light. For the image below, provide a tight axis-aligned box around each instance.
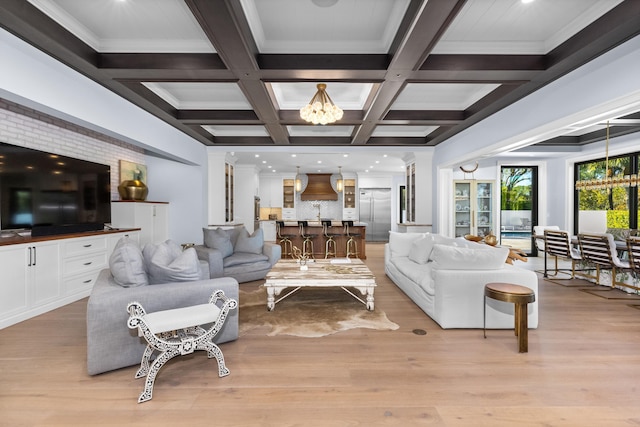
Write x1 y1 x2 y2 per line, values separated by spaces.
375 160 380 164
521 0 534 3
383 154 388 158
291 154 297 157
317 160 322 164
343 154 348 157
262 160 266 164
255 154 260 158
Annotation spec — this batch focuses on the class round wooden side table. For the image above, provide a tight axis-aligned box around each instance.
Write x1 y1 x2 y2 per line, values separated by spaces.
484 282 536 353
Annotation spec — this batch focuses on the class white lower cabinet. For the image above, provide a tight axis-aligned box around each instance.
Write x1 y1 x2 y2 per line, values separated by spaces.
0 245 29 318
0 229 139 329
260 220 277 242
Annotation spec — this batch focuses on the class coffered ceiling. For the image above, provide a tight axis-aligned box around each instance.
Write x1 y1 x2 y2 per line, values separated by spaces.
1 0 640 161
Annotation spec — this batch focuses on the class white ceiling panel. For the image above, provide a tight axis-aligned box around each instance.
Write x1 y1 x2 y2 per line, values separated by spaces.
142 82 252 110
202 126 270 137
393 83 500 110
287 125 354 137
372 125 438 137
271 82 373 110
27 0 215 52
432 0 624 54
240 0 410 53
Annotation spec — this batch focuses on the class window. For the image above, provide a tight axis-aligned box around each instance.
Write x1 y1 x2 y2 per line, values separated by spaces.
574 152 639 234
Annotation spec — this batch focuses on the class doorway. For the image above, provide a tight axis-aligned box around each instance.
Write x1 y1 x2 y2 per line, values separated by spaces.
500 166 538 255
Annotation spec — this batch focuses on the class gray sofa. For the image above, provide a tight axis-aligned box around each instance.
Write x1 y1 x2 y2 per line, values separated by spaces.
87 269 239 375
86 235 241 376
195 226 281 283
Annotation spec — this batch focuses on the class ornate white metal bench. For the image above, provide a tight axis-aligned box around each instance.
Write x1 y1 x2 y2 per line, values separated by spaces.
126 290 238 403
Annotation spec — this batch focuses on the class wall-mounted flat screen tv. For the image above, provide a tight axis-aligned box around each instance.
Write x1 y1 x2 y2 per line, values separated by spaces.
0 142 111 236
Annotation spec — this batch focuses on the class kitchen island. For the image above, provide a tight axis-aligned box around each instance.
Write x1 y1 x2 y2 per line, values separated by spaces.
277 221 366 260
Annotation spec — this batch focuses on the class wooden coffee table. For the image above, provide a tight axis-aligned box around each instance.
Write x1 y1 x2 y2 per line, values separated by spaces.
264 259 376 311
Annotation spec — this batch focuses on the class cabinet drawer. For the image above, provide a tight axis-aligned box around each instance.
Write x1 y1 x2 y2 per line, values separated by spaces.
64 237 107 257
64 253 107 277
63 271 100 295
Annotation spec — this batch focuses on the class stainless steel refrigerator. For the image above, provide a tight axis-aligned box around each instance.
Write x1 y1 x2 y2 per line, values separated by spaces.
359 188 391 242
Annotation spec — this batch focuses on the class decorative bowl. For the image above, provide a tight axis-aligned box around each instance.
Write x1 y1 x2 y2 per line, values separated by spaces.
484 235 498 246
464 234 483 242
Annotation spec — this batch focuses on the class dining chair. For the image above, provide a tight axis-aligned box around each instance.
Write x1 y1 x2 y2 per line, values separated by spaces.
577 233 630 288
626 236 640 291
543 229 583 279
533 225 559 277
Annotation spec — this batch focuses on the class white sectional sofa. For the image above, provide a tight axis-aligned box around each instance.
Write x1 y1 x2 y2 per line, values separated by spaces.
384 232 538 329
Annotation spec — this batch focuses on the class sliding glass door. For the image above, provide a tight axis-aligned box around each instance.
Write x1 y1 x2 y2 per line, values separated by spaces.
500 166 538 255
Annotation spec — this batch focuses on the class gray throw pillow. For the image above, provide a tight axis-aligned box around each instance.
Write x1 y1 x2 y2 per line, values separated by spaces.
109 236 148 287
147 242 201 285
203 227 233 257
235 228 264 254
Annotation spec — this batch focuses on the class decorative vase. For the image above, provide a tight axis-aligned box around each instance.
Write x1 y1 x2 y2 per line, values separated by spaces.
118 180 148 201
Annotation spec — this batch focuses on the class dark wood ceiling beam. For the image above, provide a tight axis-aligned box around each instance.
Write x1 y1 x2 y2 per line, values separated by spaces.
178 110 259 122
288 137 354 146
366 137 430 146
185 0 290 144
384 110 465 122
258 54 390 70
422 54 546 71
98 53 226 70
351 0 467 145
104 70 238 80
410 70 539 81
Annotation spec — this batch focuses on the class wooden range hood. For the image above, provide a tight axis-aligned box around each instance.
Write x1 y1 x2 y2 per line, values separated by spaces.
300 173 338 201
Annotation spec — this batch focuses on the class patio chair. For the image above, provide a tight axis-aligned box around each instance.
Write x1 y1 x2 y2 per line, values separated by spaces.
577 233 630 288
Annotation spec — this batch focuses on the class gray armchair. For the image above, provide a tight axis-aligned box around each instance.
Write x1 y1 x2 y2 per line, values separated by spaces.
195 226 281 283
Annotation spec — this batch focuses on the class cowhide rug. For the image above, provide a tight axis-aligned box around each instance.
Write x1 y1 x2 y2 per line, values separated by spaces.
238 288 399 338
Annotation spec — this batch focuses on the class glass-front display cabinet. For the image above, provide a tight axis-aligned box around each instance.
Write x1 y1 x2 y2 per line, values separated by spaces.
454 180 494 237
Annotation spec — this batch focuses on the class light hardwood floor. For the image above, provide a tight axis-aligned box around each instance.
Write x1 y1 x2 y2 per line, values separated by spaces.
2 244 640 426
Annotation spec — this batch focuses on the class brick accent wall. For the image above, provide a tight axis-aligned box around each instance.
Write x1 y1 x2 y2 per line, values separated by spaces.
0 98 145 201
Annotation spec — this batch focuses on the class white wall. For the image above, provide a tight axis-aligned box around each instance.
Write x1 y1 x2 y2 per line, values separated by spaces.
0 28 210 244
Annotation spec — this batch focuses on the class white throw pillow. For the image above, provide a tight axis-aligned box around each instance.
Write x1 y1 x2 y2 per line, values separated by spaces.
408 234 436 264
389 231 425 258
431 244 509 270
109 236 148 287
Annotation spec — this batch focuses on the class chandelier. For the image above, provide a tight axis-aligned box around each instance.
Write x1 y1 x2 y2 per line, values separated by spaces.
300 83 343 125
575 121 639 190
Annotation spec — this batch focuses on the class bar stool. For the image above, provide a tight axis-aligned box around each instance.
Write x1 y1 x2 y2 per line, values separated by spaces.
322 220 338 259
343 220 360 258
298 221 316 260
276 221 295 259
